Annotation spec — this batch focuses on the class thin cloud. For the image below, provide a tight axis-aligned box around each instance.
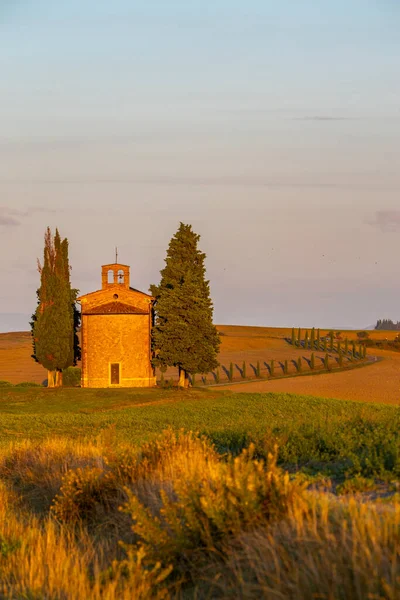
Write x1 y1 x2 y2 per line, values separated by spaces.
0 176 398 192
368 210 400 233
0 206 57 227
0 209 20 226
294 116 355 122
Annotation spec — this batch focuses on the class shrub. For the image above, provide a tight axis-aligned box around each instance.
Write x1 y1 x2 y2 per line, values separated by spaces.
14 382 41 388
357 331 369 339
0 381 13 387
336 475 376 495
51 467 120 525
122 443 306 567
62 367 81 387
0 535 21 558
111 430 220 485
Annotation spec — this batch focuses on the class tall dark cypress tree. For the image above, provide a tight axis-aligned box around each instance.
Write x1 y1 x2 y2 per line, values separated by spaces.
150 223 220 388
31 228 80 387
304 330 309 349
310 327 315 349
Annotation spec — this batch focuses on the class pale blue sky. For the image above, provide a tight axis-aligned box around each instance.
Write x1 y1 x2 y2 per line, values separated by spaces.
1 1 400 331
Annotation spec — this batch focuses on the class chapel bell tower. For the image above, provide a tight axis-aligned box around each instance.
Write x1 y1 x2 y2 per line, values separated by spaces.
101 263 130 290
78 260 156 388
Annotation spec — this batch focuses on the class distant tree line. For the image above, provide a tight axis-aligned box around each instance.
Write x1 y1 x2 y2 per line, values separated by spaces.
375 319 400 331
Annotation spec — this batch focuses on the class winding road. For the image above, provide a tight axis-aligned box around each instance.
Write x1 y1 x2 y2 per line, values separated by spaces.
217 350 400 405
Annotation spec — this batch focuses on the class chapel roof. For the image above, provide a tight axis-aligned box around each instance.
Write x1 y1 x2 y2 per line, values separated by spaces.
81 301 149 315
78 286 153 301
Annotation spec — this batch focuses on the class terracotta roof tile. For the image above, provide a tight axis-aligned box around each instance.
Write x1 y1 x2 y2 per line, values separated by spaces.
83 301 148 315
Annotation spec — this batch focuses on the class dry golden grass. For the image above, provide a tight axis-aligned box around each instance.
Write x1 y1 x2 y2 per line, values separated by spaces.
0 332 47 385
0 432 398 599
202 493 400 599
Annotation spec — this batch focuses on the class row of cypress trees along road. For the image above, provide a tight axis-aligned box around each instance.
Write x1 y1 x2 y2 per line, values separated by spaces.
31 228 80 387
291 327 367 357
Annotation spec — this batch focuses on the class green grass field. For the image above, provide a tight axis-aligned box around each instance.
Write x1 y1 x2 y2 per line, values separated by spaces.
1 387 399 482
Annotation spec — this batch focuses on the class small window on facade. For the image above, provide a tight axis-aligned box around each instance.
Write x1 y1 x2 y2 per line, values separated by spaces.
113 294 119 299
110 363 120 385
108 270 114 284
118 269 125 284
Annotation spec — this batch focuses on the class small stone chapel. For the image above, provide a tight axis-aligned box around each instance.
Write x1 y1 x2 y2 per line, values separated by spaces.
78 262 156 388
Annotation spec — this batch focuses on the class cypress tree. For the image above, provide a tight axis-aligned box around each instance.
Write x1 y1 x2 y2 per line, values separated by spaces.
352 341 356 359
304 330 309 349
297 328 301 347
270 359 275 377
229 362 234 382
242 361 246 379
337 341 341 354
345 338 349 355
323 337 327 352
256 360 261 378
329 330 334 352
151 223 220 387
338 349 343 367
284 359 288 375
310 352 315 370
31 228 79 387
297 357 302 372
310 327 315 349
317 328 321 349
215 368 220 384
291 327 296 346
324 353 329 370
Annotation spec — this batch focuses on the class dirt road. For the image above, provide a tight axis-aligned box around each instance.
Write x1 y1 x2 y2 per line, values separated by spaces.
218 349 400 405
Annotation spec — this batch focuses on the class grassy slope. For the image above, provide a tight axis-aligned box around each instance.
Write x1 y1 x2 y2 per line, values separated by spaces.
0 386 398 448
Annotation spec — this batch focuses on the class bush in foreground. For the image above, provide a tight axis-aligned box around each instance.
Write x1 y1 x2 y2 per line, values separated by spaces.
0 430 398 599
